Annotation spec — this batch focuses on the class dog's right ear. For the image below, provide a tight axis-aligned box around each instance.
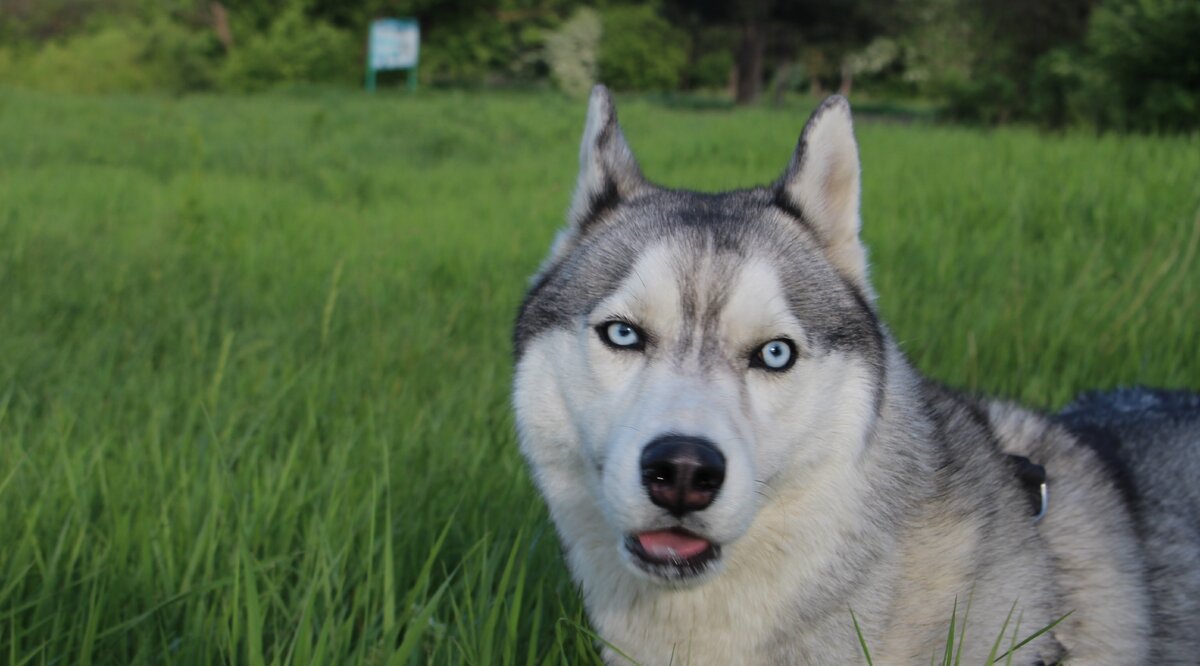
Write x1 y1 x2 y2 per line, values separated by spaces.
776 96 871 296
545 86 646 264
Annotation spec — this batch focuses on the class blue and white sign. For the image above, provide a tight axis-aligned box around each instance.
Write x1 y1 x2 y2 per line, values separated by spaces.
369 19 419 71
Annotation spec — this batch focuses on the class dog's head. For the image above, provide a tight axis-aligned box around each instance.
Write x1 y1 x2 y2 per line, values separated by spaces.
513 87 885 585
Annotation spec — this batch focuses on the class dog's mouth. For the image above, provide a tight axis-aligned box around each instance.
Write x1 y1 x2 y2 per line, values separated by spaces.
624 528 721 579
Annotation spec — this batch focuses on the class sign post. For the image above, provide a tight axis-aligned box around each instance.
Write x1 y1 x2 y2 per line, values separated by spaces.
366 18 419 92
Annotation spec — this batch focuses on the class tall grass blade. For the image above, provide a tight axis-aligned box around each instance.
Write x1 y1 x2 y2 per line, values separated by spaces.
984 600 1018 666
994 611 1072 664
941 596 958 666
850 608 874 666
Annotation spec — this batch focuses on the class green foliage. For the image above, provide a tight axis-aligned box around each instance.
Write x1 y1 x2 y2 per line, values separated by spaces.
0 88 1198 662
844 37 911 95
1086 0 1200 132
545 7 601 97
679 24 735 90
894 0 973 93
597 5 689 91
0 18 219 94
941 72 1020 125
419 11 557 86
140 17 226 93
418 18 503 85
0 25 158 93
938 0 1200 132
1027 47 1105 130
688 48 734 89
0 0 141 44
0 0 1198 132
221 3 357 91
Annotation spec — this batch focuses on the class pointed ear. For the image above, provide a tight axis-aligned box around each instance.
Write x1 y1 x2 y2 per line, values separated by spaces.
569 85 645 229
775 96 871 295
543 86 646 266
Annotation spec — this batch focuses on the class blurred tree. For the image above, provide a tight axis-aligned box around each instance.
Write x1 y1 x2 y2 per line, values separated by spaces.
979 0 1096 66
0 0 106 41
666 0 899 104
1086 0 1200 131
0 0 178 43
597 4 689 91
545 7 600 96
942 0 1101 124
2 0 1195 134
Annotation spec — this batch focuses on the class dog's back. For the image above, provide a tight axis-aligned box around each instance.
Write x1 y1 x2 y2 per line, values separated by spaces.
1057 388 1200 662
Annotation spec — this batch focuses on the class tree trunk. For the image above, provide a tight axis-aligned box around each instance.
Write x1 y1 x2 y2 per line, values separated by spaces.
838 60 854 97
211 2 233 50
770 61 795 106
734 21 766 105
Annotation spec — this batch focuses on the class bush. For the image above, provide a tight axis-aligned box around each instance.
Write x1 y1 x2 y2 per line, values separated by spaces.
1027 47 1116 130
597 5 689 91
941 72 1019 125
0 46 20 86
141 18 225 93
1029 48 1084 129
419 13 554 86
221 4 357 91
894 0 975 96
420 19 510 85
0 19 223 95
947 0 1200 132
1085 0 1200 132
3 26 157 94
688 49 733 90
545 8 601 97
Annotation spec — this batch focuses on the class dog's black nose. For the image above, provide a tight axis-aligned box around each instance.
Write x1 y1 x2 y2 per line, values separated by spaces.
640 436 726 517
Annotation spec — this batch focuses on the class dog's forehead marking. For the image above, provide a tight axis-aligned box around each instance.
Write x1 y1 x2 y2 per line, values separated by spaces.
593 238 803 368
593 243 682 329
674 234 737 358
517 189 881 362
720 257 805 347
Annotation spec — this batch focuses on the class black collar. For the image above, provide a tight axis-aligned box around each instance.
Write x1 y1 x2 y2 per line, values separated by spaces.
1007 454 1048 521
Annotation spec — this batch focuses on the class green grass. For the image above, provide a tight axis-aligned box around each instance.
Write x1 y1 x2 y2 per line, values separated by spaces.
0 86 1196 664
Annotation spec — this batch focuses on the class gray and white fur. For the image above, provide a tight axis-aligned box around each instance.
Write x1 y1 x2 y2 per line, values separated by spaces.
512 86 1200 665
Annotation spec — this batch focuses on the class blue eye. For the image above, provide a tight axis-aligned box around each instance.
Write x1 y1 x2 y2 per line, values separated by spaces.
600 321 644 350
753 339 795 371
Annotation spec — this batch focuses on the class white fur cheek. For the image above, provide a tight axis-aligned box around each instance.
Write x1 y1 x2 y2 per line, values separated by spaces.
513 333 580 473
599 435 655 532
515 328 650 522
701 442 759 543
747 353 876 483
514 332 631 550
587 337 646 398
513 331 620 485
572 334 649 464
524 326 633 462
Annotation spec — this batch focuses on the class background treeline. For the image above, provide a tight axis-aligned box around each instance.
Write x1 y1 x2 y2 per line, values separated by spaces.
0 0 1197 132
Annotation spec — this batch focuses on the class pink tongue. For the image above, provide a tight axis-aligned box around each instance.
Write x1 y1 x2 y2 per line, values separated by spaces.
637 530 710 560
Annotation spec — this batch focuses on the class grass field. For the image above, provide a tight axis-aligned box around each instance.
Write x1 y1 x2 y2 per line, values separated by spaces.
0 86 1197 664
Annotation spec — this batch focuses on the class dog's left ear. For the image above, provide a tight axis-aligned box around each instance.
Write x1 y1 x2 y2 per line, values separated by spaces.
568 85 646 230
540 86 647 270
776 96 871 296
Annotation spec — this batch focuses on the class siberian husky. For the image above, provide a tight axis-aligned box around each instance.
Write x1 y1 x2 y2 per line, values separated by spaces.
512 86 1200 664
